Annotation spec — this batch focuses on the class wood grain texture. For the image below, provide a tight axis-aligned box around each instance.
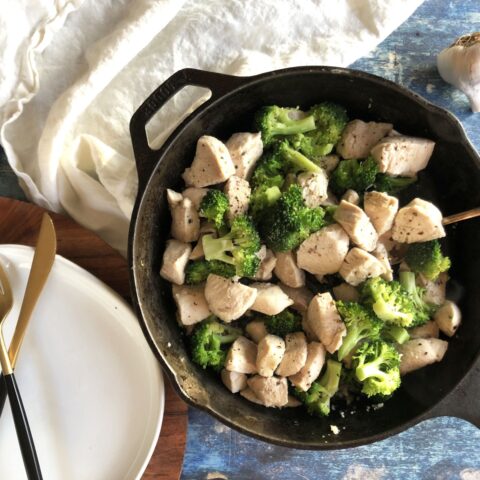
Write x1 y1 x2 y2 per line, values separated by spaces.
0 197 187 480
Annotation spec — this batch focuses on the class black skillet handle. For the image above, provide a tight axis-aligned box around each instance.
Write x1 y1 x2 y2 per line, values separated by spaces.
423 357 480 428
129 68 248 194
4 374 43 479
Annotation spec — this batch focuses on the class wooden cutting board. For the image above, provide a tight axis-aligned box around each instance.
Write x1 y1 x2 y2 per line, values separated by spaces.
0 197 188 480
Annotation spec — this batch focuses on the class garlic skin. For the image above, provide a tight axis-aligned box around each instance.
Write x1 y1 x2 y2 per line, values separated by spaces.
437 32 480 113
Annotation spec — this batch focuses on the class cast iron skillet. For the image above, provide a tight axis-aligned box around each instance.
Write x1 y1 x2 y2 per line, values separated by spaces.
128 66 480 449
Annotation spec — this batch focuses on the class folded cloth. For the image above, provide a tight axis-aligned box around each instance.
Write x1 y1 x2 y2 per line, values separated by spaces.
0 0 423 255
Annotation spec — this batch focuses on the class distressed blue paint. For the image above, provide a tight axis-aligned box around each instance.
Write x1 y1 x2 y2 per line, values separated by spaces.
182 1 480 479
182 413 480 480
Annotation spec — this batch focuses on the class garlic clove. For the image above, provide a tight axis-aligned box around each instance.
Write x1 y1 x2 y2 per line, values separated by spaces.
437 32 480 113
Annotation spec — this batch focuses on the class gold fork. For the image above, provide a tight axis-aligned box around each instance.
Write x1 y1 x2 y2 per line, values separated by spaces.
0 262 43 480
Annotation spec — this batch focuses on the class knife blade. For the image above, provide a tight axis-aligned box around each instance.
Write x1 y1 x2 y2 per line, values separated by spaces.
0 213 57 418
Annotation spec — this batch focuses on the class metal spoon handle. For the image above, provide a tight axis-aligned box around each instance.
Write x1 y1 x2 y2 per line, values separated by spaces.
3 374 43 480
443 207 480 226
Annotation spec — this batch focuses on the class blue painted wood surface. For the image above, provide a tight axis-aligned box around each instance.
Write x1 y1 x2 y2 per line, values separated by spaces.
181 1 480 479
0 0 479 478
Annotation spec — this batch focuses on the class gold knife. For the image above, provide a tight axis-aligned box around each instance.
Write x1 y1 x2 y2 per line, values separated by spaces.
9 213 57 367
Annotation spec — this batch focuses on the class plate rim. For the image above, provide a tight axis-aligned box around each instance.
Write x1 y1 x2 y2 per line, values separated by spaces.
0 243 165 480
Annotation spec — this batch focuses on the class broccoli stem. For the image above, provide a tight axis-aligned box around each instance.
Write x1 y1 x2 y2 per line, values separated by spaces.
280 143 321 173
272 113 316 136
356 359 385 382
383 325 410 344
202 235 236 265
320 359 342 393
399 271 423 306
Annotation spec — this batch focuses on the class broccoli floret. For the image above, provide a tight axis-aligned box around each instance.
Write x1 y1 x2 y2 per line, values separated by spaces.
336 301 383 361
330 157 378 196
249 185 282 221
199 190 229 231
289 133 335 158
277 140 322 174
262 309 302 337
399 271 437 327
382 324 410 344
254 106 316 146
258 184 325 251
373 173 417 194
185 260 236 284
250 151 285 189
405 240 451 280
202 215 261 277
352 340 401 397
286 103 347 159
191 319 242 371
360 277 416 327
295 359 343 416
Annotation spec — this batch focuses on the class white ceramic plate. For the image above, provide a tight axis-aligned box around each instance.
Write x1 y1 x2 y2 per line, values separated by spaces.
0 245 164 480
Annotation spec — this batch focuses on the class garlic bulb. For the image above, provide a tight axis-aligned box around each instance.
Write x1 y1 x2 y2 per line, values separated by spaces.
437 32 480 113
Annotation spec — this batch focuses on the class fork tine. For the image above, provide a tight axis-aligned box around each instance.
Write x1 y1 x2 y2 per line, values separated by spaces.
0 261 13 305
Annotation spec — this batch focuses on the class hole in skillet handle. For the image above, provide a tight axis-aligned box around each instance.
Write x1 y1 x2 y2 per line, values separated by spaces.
421 355 480 428
129 68 248 195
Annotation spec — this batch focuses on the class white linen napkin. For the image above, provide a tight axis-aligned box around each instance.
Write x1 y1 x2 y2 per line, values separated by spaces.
0 0 423 255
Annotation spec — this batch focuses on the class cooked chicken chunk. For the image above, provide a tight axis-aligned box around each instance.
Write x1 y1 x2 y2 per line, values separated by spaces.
341 189 360 205
205 275 257 322
364 191 399 236
250 283 293 316
225 336 258 374
278 284 314 313
182 187 208 210
332 283 360 302
182 135 235 187
221 369 247 393
392 198 445 243
240 387 263 405
167 189 200 243
172 284 211 326
189 235 206 260
317 154 340 173
199 221 217 235
307 293 346 354
409 321 440 339
297 171 329 207
274 252 305 288
399 338 448 375
302 314 319 342
286 396 302 407
256 334 286 377
319 190 338 207
336 120 393 159
225 132 263 179
224 175 251 222
276 332 308 377
334 200 378 252
417 272 447 305
372 242 393 281
339 248 386 286
371 136 435 177
245 320 268 343
289 342 326 391
297 224 350 275
253 247 277 281
434 301 462 337
160 240 192 285
247 375 289 408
